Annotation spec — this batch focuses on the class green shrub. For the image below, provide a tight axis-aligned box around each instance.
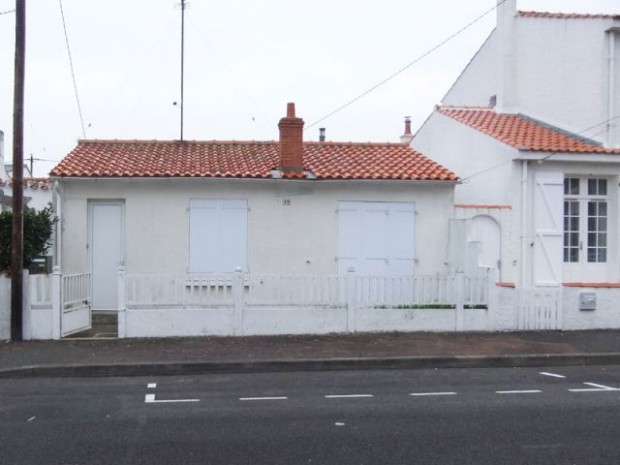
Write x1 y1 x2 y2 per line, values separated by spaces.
0 205 57 272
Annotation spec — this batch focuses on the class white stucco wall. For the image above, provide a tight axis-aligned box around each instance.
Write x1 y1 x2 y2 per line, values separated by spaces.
442 31 497 107
413 111 516 206
441 14 619 146
514 17 616 145
562 287 620 330
58 178 455 276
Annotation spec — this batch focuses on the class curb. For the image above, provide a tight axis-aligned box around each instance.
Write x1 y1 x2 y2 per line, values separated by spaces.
1 353 620 379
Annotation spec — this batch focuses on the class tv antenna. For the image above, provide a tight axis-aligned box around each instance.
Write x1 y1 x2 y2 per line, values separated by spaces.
175 0 189 141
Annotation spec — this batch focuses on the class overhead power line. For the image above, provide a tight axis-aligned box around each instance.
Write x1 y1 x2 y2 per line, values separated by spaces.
59 0 86 138
306 0 508 130
0 8 16 15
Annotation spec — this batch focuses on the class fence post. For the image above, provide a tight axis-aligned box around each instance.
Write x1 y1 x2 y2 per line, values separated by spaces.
455 271 465 332
51 266 61 340
117 266 126 339
21 269 32 340
346 267 356 333
486 269 496 331
233 267 244 336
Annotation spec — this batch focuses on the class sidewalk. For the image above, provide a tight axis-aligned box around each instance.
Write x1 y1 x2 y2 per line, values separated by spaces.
2 330 620 378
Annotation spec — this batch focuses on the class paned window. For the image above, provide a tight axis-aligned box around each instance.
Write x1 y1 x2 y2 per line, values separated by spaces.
563 178 608 264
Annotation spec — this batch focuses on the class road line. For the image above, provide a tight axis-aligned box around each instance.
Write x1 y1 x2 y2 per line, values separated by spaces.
540 372 565 379
409 392 457 397
147 383 157 389
496 390 542 394
239 396 288 401
144 394 200 403
569 382 620 393
27 416 36 422
324 394 374 399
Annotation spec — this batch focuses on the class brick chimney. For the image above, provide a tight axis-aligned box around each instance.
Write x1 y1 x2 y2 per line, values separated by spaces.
278 102 304 172
400 116 414 145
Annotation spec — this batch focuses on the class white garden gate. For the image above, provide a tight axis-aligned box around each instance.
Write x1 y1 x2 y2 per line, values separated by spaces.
517 288 561 330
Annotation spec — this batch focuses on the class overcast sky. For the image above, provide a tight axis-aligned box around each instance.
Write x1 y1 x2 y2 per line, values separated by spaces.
0 0 618 176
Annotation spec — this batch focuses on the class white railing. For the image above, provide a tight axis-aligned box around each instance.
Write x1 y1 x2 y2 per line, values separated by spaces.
125 273 235 308
62 273 91 310
354 275 457 308
245 274 345 306
124 272 489 310
464 275 488 307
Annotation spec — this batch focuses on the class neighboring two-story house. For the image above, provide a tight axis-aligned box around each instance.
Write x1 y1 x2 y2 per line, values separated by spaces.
413 0 620 287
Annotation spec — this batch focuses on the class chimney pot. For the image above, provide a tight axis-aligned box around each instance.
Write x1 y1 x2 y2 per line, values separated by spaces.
400 116 414 145
286 102 296 118
319 128 326 142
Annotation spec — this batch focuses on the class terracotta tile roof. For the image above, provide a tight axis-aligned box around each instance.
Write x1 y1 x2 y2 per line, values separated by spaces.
437 107 620 154
519 10 620 20
50 140 458 181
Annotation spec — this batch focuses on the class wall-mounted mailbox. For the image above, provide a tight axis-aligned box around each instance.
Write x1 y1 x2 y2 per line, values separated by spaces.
579 292 596 311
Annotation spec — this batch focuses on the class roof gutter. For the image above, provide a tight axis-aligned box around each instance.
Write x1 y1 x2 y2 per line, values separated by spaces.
515 151 620 163
49 176 461 186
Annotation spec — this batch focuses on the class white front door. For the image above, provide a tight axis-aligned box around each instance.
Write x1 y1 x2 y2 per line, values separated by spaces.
89 201 124 310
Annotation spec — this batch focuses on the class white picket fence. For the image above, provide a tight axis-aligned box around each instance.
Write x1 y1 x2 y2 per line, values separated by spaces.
124 272 488 310
118 271 491 337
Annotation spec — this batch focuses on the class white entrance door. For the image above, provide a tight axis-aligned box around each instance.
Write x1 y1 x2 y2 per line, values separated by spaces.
89 201 124 310
338 201 415 275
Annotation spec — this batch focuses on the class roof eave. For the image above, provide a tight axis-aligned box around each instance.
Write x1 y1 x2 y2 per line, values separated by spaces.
515 151 620 163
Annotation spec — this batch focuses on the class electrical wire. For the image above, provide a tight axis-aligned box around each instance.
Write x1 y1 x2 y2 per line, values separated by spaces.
58 0 86 138
0 9 15 15
306 0 509 130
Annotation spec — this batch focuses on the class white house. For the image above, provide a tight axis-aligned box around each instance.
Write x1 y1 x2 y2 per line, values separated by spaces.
51 103 458 319
413 1 620 288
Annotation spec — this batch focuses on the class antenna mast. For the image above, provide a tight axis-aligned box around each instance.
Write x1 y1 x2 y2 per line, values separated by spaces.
180 0 186 142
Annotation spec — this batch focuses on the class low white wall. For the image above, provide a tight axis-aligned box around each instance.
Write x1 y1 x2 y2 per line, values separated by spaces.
123 307 236 337
0 276 9 340
562 287 620 330
122 305 493 337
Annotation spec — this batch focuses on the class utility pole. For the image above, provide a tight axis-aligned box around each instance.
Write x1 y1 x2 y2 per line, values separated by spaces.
11 0 26 341
180 0 186 142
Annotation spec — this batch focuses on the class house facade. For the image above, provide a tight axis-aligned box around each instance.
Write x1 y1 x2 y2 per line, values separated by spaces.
413 0 620 288
51 104 458 313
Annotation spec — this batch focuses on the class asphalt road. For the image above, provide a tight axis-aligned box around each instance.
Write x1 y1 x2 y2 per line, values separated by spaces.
1 366 619 465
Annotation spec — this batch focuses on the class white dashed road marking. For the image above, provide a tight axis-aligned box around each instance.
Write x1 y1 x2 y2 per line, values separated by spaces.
144 394 200 403
409 392 457 397
147 383 157 389
324 394 374 399
539 372 566 379
239 396 288 401
569 382 620 393
496 390 542 394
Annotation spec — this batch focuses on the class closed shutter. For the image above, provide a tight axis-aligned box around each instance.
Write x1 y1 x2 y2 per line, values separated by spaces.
189 199 248 272
532 174 563 286
338 201 415 275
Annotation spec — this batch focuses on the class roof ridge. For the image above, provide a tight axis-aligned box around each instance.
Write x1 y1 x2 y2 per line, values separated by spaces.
518 10 620 19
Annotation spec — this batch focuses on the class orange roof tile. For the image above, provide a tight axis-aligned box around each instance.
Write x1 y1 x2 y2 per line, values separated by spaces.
519 11 620 20
50 140 458 181
437 107 620 154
